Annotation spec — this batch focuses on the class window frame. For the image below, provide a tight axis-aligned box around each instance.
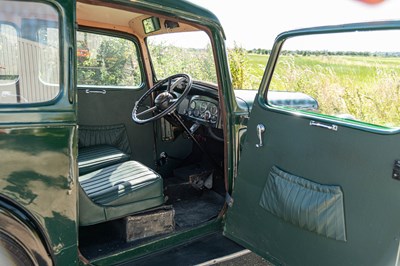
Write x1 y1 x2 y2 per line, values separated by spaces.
260 21 400 134
76 28 146 90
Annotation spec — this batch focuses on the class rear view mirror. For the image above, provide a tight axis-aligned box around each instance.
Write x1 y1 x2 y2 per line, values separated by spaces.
143 17 161 34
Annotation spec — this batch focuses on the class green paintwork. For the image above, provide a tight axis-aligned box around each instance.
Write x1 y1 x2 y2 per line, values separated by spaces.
225 21 400 265
0 127 78 265
226 99 400 265
0 0 78 265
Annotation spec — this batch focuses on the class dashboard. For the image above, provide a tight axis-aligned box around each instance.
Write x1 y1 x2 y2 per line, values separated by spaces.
176 83 222 129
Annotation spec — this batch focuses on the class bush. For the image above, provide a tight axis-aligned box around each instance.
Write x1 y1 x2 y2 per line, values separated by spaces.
228 43 251 89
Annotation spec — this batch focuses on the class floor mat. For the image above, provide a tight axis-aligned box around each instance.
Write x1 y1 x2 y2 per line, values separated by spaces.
174 190 225 228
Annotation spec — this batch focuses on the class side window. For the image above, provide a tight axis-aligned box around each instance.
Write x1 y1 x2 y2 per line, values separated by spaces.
77 32 142 88
0 2 60 104
267 30 400 129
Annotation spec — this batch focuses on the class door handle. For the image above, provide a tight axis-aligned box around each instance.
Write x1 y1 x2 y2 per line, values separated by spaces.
85 89 106 95
256 124 265 148
309 120 338 131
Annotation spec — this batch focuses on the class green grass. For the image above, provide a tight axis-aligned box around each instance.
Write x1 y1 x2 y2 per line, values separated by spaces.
247 53 400 89
246 53 400 127
247 54 269 89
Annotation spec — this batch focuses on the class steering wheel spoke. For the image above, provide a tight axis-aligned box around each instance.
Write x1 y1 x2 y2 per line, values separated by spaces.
136 105 158 117
166 77 173 92
132 74 193 124
170 98 178 104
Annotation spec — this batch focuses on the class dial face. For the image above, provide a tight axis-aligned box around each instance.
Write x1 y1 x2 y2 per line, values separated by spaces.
190 101 196 110
210 105 218 115
200 102 208 112
210 116 217 123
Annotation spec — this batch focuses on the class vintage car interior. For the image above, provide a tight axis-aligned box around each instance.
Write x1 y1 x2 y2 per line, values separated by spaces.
75 1 228 258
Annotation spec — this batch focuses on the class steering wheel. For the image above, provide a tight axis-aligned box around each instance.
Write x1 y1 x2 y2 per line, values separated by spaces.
132 74 193 124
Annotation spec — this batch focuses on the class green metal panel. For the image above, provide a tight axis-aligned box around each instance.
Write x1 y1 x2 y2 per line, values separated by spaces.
0 126 78 265
225 21 400 265
226 100 400 265
0 0 78 265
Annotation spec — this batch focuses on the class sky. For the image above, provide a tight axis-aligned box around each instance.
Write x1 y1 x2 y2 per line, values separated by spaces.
188 0 400 50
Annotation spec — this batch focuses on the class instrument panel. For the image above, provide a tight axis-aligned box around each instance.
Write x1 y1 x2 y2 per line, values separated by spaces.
178 95 221 128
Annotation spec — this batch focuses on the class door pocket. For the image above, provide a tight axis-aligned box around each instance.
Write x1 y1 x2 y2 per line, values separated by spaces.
259 166 346 241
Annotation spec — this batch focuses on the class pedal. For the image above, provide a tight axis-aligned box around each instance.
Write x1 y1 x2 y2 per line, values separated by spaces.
157 152 168 166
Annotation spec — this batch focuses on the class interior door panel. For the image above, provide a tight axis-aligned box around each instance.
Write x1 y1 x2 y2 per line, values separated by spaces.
225 101 400 265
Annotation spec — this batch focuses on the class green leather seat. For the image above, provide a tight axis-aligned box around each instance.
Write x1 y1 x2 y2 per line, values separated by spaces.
79 161 164 226
78 145 130 175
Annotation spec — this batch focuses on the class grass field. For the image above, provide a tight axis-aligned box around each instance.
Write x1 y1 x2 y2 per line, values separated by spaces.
247 54 269 89
246 53 400 127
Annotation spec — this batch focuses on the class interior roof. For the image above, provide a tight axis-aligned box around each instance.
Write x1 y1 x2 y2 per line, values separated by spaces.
76 2 200 37
77 2 142 28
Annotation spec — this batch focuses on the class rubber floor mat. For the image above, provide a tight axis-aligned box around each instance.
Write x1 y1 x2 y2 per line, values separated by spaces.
174 190 225 228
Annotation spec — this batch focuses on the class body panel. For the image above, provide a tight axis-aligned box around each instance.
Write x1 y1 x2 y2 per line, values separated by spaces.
226 99 400 265
0 0 78 264
225 22 400 266
0 126 78 265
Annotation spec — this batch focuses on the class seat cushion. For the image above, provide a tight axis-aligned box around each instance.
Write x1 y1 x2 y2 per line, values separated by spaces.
79 161 164 207
78 145 130 175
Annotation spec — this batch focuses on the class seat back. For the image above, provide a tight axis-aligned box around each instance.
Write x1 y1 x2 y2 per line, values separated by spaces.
78 124 132 155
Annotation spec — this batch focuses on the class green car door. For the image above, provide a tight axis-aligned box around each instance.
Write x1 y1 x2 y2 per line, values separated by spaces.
225 21 400 265
0 1 78 265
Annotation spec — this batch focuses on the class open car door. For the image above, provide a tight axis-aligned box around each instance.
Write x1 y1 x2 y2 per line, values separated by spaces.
225 21 400 265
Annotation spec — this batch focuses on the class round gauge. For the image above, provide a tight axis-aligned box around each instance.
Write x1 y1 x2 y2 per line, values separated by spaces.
204 111 211 120
210 105 218 115
200 102 208 112
190 101 196 110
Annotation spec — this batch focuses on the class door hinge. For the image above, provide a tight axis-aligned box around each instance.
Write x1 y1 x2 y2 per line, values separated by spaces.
225 193 234 207
392 160 400 181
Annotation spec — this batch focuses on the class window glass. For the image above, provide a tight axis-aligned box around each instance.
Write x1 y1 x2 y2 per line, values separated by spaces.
38 27 59 85
147 31 217 84
267 30 400 128
0 1 60 104
77 32 142 87
0 24 18 85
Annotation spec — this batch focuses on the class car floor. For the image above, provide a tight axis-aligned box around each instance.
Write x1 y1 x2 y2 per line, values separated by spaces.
164 175 225 229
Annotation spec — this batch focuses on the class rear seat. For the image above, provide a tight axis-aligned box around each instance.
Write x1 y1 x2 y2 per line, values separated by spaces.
79 160 164 226
78 145 130 175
